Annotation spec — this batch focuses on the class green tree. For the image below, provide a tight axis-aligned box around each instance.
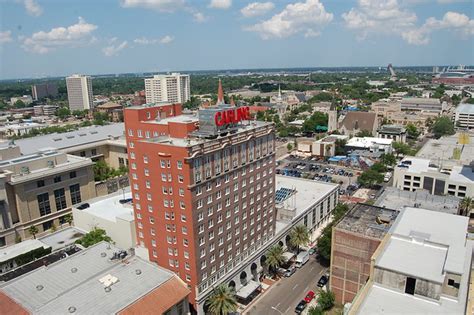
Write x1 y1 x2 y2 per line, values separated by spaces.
75 228 112 248
316 203 349 262
14 99 26 108
308 306 324 315
266 244 285 276
356 129 373 137
28 225 39 239
405 123 420 139
380 153 396 166
302 112 328 134
72 109 87 118
183 96 201 110
289 225 310 253
64 213 73 226
358 169 384 187
459 197 474 216
370 162 387 173
318 290 335 311
308 92 333 103
205 284 238 315
392 141 412 157
57 107 71 119
465 98 474 104
431 116 455 139
287 143 293 152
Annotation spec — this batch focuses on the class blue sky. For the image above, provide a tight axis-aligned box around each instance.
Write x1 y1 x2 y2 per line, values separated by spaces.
0 0 473 79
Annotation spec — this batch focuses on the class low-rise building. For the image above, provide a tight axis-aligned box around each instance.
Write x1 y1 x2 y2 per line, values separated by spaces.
33 105 59 117
401 97 445 113
345 137 393 154
14 124 128 169
10 96 33 106
349 207 472 315
72 190 136 250
0 239 51 273
376 124 407 143
454 103 474 129
330 204 400 304
0 149 96 246
96 102 124 122
0 123 46 139
338 112 378 137
392 157 474 198
0 241 191 314
311 102 333 113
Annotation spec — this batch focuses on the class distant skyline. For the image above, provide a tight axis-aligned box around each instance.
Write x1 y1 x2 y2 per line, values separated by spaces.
0 0 473 79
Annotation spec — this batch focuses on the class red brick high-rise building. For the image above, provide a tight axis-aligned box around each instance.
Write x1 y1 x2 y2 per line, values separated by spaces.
124 87 277 312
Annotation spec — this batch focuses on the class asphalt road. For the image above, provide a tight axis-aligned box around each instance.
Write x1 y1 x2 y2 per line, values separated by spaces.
244 258 327 315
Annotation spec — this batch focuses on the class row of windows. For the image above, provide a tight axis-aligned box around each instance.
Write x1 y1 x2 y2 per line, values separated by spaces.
37 184 81 216
36 171 77 188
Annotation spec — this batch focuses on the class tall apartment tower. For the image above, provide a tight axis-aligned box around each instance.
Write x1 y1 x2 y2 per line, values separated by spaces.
31 83 58 100
124 85 276 313
66 74 93 111
144 73 190 104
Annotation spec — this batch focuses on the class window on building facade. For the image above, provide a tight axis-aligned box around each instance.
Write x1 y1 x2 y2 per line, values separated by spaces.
70 184 82 204
37 193 51 216
54 188 67 210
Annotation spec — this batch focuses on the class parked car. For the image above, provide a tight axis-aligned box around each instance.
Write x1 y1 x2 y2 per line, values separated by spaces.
317 275 329 287
308 247 317 255
304 291 315 303
295 300 307 314
284 266 296 277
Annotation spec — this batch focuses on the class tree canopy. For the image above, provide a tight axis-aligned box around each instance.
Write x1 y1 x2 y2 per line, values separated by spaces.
357 169 384 187
75 228 112 248
431 116 455 139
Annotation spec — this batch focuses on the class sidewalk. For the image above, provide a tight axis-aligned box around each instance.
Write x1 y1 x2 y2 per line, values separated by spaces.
240 277 279 314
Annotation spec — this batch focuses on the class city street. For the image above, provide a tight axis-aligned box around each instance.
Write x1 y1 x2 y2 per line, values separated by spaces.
244 258 327 315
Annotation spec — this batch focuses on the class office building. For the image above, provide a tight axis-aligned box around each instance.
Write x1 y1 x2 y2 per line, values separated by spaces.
10 95 33 106
392 157 474 198
0 241 191 314
454 103 474 129
72 190 136 250
31 83 58 100
0 148 96 246
144 73 190 104
401 97 445 113
376 124 407 143
330 204 399 304
349 208 472 315
33 105 59 117
66 74 93 111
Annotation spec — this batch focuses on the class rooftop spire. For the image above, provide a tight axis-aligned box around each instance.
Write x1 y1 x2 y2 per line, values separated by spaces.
230 96 235 106
217 79 224 105
277 84 282 102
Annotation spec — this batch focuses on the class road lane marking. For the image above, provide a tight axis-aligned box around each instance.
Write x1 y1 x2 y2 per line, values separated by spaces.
310 266 314 271
292 284 298 290
276 302 281 308
285 307 291 313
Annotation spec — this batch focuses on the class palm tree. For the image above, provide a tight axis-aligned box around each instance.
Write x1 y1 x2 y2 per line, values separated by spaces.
460 197 473 216
266 245 285 276
28 225 39 239
64 213 73 226
206 284 238 315
289 225 310 254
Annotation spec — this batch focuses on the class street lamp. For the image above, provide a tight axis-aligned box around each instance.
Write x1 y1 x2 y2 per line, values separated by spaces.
271 306 283 315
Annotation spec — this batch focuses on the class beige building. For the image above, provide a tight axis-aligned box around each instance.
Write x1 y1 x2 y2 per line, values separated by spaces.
0 148 96 246
66 74 93 111
372 99 440 127
72 190 136 250
145 73 190 104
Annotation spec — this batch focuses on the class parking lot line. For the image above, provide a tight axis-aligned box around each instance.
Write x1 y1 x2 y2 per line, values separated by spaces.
292 284 299 290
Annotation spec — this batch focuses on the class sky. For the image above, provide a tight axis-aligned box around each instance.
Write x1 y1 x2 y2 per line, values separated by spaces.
0 0 473 79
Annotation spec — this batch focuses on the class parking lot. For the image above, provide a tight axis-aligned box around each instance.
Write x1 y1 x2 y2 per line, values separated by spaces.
277 155 361 195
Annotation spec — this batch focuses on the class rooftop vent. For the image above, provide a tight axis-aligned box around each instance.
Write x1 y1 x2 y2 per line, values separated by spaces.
36 284 44 291
135 269 142 275
71 267 78 273
99 274 119 287
47 160 55 168
100 252 107 258
68 306 76 313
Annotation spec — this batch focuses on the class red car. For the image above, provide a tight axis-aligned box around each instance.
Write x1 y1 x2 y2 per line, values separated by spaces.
304 290 315 303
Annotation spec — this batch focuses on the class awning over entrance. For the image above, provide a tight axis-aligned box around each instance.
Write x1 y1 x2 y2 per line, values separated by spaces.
236 280 261 299
282 251 295 263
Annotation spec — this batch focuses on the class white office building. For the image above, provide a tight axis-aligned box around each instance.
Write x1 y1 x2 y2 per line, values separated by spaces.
454 103 474 129
144 73 190 104
393 157 474 198
66 74 93 111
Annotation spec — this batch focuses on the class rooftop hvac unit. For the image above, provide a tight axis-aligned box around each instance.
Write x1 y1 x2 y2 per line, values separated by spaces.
47 160 55 168
20 166 30 175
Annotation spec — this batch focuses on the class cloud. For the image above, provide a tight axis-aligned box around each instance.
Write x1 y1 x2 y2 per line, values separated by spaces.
209 0 232 9
342 1 474 45
134 35 174 45
24 0 43 16
193 11 207 23
0 31 13 44
241 2 274 18
102 40 128 56
120 0 185 12
245 0 333 40
22 17 98 54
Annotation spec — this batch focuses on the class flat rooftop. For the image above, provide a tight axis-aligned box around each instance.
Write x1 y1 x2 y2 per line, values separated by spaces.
335 204 399 239
143 113 198 125
78 189 133 223
374 187 459 215
13 123 125 155
346 137 393 148
0 242 186 314
38 227 85 252
275 175 338 229
391 207 469 274
416 133 474 165
398 156 474 184
455 103 474 114
0 239 50 264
